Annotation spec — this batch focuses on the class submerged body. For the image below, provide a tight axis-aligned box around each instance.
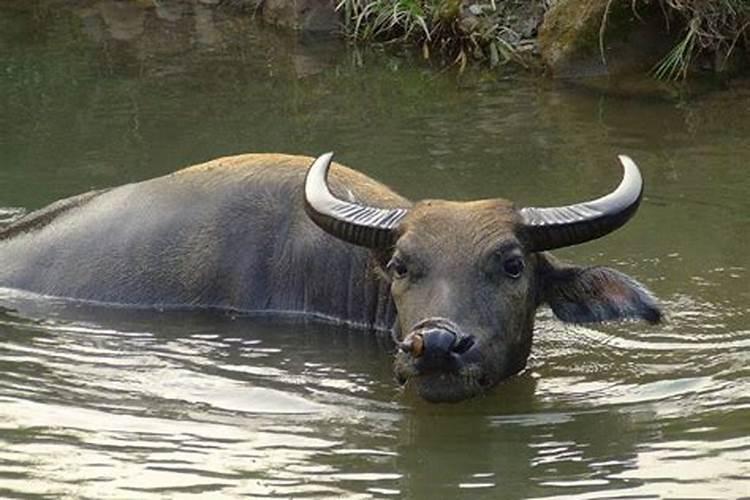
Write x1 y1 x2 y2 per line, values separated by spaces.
0 153 661 402
0 155 399 329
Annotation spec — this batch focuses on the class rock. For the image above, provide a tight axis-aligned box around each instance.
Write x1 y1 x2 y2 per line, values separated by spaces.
260 0 340 33
97 0 147 41
538 0 677 77
154 0 186 22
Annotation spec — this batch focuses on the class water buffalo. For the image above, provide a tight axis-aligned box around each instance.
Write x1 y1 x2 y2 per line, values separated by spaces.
0 153 660 402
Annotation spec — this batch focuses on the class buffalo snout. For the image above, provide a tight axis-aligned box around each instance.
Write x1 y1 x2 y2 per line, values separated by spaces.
399 319 479 374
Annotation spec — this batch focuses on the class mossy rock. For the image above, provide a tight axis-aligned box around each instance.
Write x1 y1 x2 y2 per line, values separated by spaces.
538 0 677 77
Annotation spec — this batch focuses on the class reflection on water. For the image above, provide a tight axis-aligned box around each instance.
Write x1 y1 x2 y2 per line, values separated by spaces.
1 1 749 498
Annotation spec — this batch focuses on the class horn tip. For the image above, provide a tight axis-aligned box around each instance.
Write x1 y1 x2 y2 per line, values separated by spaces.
308 152 335 177
617 154 638 171
616 154 643 187
312 151 335 164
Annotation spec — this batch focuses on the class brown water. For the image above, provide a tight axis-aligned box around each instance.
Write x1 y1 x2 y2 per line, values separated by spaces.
0 2 748 498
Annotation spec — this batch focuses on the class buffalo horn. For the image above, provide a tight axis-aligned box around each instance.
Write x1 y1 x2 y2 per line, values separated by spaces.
304 152 408 248
518 155 644 251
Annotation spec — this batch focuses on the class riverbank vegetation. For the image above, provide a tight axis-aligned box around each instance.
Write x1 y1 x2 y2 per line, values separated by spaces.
334 0 750 78
651 0 750 79
16 0 748 79
335 0 544 69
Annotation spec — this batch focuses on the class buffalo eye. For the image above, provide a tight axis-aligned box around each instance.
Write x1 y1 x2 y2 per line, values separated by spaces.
502 256 525 279
387 257 409 279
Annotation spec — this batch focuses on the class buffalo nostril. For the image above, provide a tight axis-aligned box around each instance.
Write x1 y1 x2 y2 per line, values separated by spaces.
452 334 476 354
399 333 424 358
421 329 458 358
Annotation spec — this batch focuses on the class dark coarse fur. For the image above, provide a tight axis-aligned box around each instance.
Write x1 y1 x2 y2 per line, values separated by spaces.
0 154 404 330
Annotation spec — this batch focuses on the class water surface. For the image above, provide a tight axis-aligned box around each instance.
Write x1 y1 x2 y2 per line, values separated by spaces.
0 2 748 498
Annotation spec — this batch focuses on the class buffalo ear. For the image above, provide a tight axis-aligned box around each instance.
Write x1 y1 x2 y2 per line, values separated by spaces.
538 255 662 324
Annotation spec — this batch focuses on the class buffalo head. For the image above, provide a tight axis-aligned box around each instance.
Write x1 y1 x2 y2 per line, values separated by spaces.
304 153 661 403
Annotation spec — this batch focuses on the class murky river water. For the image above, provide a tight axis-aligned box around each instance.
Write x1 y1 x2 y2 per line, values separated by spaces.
0 2 748 498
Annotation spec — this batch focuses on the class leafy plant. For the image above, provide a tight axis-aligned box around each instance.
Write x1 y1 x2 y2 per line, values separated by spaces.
650 0 750 79
335 0 537 69
653 16 698 80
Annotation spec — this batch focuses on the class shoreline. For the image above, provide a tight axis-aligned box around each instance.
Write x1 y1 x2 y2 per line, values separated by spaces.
8 0 749 79
259 0 750 80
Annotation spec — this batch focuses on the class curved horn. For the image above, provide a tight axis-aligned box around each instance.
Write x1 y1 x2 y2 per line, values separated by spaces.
304 152 408 248
518 155 644 251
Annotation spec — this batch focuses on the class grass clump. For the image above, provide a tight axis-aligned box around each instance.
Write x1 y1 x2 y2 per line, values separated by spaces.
335 0 544 69
652 0 750 79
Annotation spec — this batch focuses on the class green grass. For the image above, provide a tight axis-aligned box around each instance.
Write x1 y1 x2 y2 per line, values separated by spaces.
335 0 750 76
335 0 538 69
651 0 750 79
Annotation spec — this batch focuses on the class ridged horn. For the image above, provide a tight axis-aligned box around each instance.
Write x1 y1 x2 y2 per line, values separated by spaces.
304 152 408 248
518 155 644 251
